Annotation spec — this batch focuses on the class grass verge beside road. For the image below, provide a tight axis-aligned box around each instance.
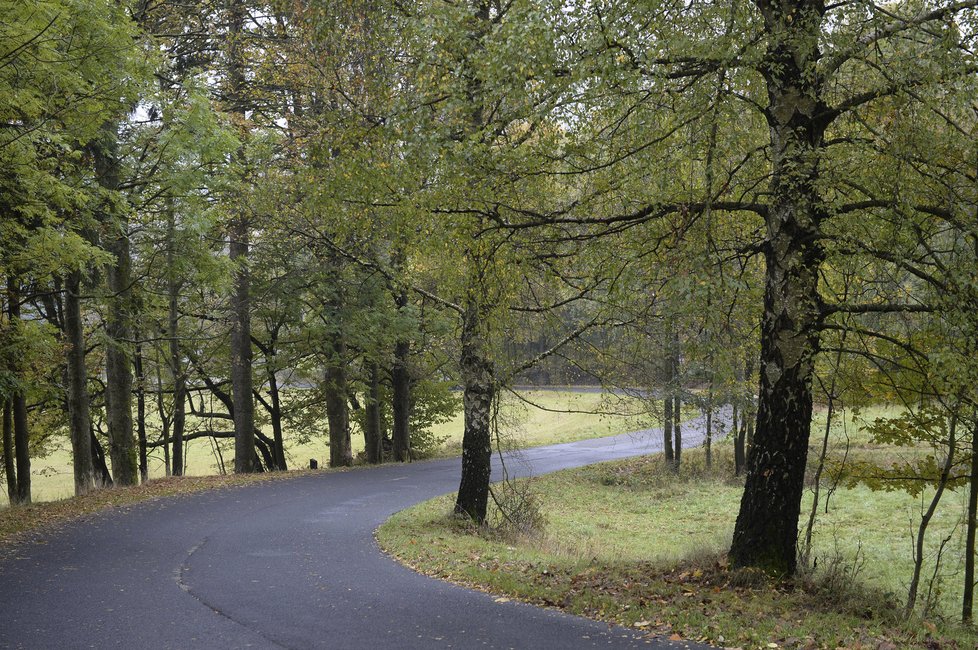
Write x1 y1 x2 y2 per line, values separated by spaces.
378 447 978 649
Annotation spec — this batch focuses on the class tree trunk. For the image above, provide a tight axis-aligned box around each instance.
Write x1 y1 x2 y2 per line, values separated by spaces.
454 298 495 523
325 336 352 468
267 366 287 471
253 440 271 472
8 278 30 503
671 327 681 469
704 387 713 469
12 392 30 500
963 417 978 623
90 428 113 486
96 125 137 487
663 392 674 464
166 209 187 477
673 394 682 470
229 226 256 473
65 271 96 496
734 417 746 476
364 361 383 464
227 0 256 474
153 352 172 476
728 0 828 576
392 291 412 462
3 400 15 501
134 343 148 483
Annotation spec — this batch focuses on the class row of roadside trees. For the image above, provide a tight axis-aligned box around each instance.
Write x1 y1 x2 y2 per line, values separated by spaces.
3 0 978 614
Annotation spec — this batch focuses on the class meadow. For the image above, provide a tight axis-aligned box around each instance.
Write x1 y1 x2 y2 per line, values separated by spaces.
378 404 978 648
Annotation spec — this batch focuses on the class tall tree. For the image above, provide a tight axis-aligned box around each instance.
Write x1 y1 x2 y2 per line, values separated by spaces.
7 279 31 503
95 126 139 486
225 0 257 473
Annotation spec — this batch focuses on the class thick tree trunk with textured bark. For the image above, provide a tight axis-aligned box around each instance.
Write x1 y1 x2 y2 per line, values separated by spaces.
65 271 95 495
392 291 412 462
729 0 828 576
364 361 383 464
227 0 256 474
325 335 352 468
104 237 136 485
229 212 255 473
8 279 30 503
454 299 495 523
95 125 137 487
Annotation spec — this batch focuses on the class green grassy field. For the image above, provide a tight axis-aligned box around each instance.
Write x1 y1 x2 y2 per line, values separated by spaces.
2 389 657 505
378 403 978 648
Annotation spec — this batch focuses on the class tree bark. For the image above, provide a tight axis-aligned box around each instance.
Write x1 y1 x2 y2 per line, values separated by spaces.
227 0 256 474
734 416 746 476
134 343 148 483
728 0 829 576
90 428 113 486
266 365 287 471
3 400 15 501
671 327 681 470
663 392 674 464
96 125 137 487
324 335 352 468
963 417 978 623
454 297 495 523
364 361 383 464
8 278 30 503
229 218 256 473
166 208 186 477
65 271 95 496
392 291 412 462
673 394 682 470
704 384 713 469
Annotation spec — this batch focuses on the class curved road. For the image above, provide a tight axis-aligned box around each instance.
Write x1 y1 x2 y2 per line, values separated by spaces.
0 413 727 649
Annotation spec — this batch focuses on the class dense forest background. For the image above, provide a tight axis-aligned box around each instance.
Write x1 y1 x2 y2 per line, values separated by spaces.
3 0 978 616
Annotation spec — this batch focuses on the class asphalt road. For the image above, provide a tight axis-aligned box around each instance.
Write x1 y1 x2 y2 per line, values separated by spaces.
0 412 728 649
